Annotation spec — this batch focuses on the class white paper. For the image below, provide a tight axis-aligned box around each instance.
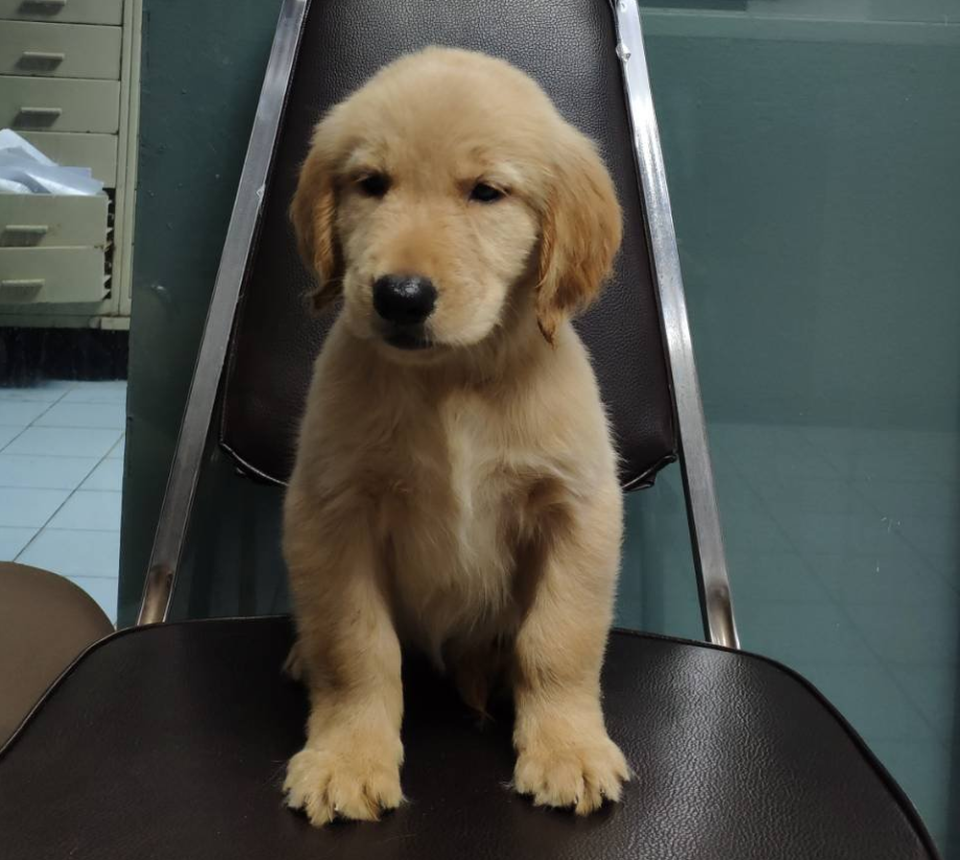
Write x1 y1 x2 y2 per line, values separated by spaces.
0 128 105 196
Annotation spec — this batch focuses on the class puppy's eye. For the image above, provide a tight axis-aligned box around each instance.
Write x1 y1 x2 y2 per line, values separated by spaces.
470 182 505 203
357 173 390 198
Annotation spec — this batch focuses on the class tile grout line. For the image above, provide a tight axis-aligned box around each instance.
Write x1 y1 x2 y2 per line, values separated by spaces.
104 435 125 459
0 387 74 454
710 424 944 742
0 453 113 491
734 452 948 744
12 408 122 564
2 382 125 623
1 424 126 430
712 432 838 606
1 387 79 557
844 477 960 598
1 388 77 557
0 449 124 460
13 478 118 562
748 433 955 745
714 427 954 767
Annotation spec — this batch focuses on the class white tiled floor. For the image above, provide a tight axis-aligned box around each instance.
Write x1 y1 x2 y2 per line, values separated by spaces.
0 380 125 623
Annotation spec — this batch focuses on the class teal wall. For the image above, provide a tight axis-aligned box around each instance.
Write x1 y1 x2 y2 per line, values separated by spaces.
643 13 960 430
618 10 960 642
120 0 283 625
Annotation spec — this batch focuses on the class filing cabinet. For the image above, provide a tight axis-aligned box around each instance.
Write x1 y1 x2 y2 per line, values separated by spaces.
0 0 140 329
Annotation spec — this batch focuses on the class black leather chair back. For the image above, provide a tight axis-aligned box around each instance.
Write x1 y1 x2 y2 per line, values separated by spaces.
221 0 676 490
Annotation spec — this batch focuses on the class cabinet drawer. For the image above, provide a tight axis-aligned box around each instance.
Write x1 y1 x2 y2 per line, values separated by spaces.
0 75 119 132
0 0 123 26
0 246 106 304
0 0 122 26
20 131 117 186
0 21 121 79
0 194 108 248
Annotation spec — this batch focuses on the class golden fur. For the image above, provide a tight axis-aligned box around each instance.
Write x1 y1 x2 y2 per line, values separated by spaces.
282 47 628 825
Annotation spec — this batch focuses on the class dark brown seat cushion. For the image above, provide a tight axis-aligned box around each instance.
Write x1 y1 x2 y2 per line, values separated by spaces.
0 617 937 859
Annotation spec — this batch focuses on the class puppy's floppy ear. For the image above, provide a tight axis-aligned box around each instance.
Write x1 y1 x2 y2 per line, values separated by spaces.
290 117 342 312
536 132 622 343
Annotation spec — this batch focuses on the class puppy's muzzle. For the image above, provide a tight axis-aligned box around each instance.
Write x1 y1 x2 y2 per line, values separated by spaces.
373 274 436 350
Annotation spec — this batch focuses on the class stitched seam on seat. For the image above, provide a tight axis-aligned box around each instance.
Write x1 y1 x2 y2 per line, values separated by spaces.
220 439 288 487
621 451 677 492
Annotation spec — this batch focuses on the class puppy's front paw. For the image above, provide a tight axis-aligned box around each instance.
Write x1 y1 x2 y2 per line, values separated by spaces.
284 740 403 826
514 732 629 815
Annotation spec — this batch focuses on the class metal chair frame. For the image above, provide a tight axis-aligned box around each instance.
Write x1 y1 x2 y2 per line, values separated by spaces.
137 0 739 650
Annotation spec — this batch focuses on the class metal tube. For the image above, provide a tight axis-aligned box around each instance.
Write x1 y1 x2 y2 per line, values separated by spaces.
136 0 310 625
612 0 740 649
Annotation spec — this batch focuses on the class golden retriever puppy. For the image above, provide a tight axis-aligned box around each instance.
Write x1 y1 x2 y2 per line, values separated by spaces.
282 46 627 826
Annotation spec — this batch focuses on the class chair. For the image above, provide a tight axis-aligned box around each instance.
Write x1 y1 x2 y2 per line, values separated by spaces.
0 1 940 857
0 563 113 746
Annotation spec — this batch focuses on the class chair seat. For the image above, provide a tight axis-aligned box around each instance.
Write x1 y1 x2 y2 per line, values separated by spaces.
0 617 936 859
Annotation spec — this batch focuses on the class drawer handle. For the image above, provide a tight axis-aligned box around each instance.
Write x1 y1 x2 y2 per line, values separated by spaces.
17 106 61 117
1 278 45 288
2 225 49 247
0 279 45 303
20 51 66 68
3 224 50 236
19 0 68 10
5 225 49 235
15 106 62 126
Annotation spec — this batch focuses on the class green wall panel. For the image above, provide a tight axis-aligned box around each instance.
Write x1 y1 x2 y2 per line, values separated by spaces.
120 0 283 625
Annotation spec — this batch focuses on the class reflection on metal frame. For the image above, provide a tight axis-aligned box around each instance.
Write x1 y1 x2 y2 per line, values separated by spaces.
613 0 740 649
137 0 310 625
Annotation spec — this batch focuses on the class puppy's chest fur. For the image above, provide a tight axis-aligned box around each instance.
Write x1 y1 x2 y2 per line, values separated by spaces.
371 389 551 658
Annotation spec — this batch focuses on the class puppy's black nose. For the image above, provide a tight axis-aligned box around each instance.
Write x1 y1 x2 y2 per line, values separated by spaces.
373 275 437 326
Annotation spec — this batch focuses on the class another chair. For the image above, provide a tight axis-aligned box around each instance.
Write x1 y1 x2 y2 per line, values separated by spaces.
0 1 940 858
0 563 112 746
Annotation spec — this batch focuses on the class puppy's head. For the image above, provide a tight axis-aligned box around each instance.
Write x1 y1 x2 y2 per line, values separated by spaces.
291 48 621 359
